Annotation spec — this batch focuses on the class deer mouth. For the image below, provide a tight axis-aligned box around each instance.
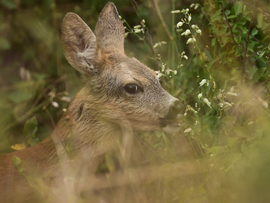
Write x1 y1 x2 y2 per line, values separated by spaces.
159 118 181 134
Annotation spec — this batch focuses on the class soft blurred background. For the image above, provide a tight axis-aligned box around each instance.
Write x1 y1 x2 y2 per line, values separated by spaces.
1 0 270 202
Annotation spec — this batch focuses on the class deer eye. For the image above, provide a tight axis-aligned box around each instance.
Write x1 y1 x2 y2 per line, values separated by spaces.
124 83 142 94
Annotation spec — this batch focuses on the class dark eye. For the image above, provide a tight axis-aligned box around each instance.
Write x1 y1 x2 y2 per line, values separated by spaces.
124 83 142 94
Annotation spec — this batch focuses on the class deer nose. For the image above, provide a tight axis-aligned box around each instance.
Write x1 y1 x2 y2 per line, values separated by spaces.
166 99 183 120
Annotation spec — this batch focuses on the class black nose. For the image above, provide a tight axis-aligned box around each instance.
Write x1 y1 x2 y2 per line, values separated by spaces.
166 100 182 120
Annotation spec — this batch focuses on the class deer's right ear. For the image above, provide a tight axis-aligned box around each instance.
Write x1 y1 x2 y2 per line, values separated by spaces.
61 12 100 74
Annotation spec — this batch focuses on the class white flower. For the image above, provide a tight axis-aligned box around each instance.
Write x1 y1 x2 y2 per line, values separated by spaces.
199 79 207 87
177 21 183 28
198 93 203 99
191 24 197 29
227 92 238 96
51 101 59 108
134 28 141 33
224 102 232 107
61 96 71 102
188 15 192 22
133 25 141 29
190 3 195 8
184 127 192 133
162 64 165 72
183 55 188 60
196 29 202 35
186 38 196 44
181 29 191 36
171 10 180 14
203 98 212 108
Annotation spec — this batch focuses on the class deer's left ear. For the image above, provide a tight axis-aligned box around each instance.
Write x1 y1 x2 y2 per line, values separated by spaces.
61 12 101 74
94 2 125 53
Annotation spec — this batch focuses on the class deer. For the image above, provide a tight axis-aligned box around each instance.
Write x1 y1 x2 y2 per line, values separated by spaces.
0 2 181 202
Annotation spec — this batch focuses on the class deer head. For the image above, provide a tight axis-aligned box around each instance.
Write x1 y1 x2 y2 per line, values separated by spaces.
61 2 181 134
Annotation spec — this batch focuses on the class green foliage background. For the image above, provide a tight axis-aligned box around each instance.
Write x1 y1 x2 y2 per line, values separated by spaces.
1 0 270 202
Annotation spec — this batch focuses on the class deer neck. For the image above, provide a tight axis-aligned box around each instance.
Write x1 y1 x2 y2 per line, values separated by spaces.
49 87 122 173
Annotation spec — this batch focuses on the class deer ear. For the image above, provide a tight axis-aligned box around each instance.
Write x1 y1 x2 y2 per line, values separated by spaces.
61 12 99 74
94 2 125 53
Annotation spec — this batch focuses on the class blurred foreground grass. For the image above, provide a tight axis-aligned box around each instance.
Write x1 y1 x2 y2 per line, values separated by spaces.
1 0 270 202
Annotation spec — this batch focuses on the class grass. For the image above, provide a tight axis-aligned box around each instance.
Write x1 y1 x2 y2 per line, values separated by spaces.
1 0 270 202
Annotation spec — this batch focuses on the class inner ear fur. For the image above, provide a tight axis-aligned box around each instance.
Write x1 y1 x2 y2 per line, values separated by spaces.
61 12 99 74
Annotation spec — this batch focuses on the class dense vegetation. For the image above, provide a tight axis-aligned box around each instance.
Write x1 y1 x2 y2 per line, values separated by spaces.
1 0 270 202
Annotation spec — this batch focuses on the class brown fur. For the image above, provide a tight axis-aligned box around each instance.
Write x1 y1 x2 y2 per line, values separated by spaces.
0 2 181 202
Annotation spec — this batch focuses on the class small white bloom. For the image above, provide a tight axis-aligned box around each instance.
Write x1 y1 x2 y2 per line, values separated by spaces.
134 28 141 33
134 25 141 29
173 70 177 75
227 92 238 96
177 21 183 28
142 19 145 24
186 38 192 44
203 98 212 108
184 127 192 133
171 10 180 14
194 4 199 9
199 79 207 87
198 93 203 99
156 72 164 79
190 3 195 8
61 96 71 102
183 55 188 60
196 29 202 35
219 103 224 108
184 112 187 116
162 64 165 72
186 37 196 44
188 15 192 22
51 101 59 108
224 102 232 107
181 29 191 36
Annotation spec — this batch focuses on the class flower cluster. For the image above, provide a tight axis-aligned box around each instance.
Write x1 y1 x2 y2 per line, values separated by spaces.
174 4 202 45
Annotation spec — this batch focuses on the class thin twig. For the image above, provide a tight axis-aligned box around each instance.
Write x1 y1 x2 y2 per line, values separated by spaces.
152 0 173 40
241 0 257 84
220 3 240 50
44 107 56 128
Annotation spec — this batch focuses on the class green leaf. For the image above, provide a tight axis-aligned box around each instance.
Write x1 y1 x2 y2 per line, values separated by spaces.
23 117 38 139
234 1 243 16
251 28 258 36
225 9 231 17
13 155 22 167
257 51 265 58
27 137 40 147
228 15 237 19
